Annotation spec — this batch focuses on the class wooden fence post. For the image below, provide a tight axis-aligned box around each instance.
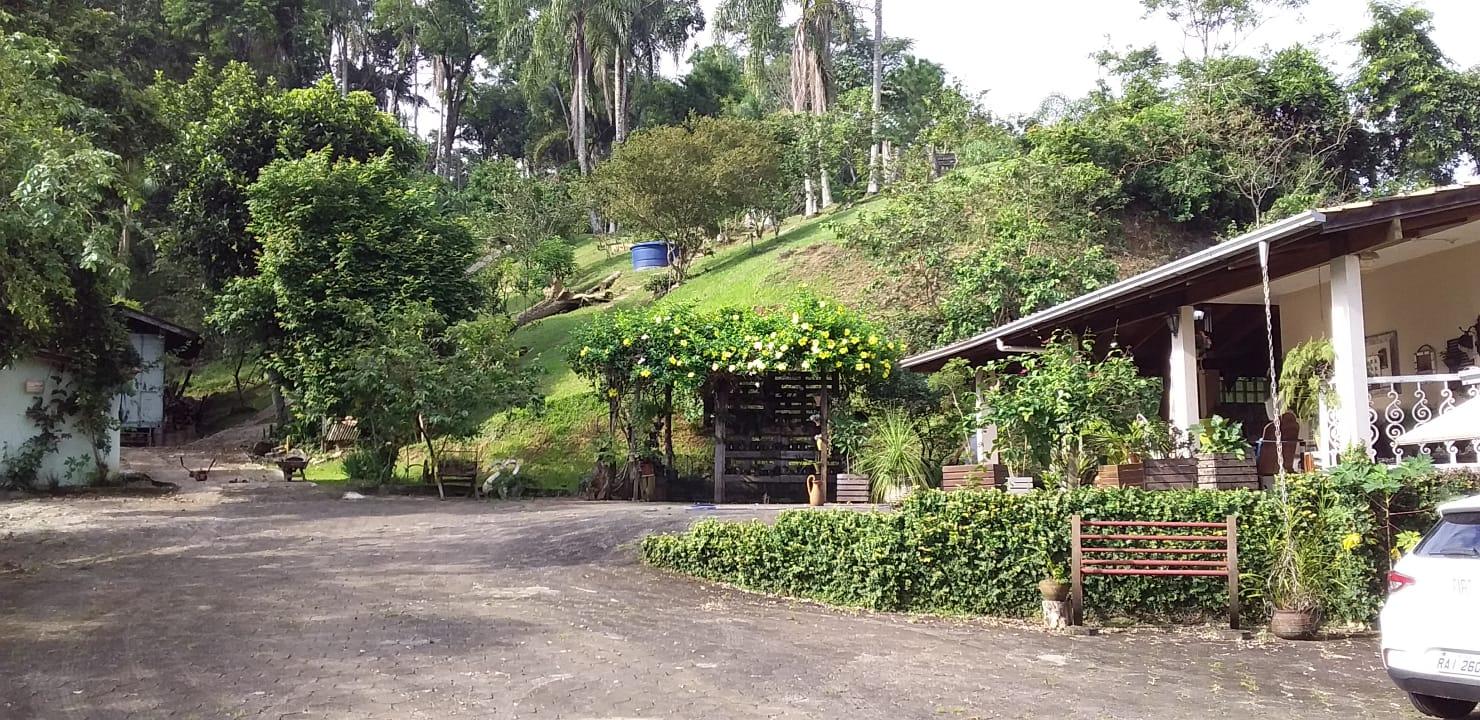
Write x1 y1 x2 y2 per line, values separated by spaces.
1070 514 1083 626
1227 515 1239 630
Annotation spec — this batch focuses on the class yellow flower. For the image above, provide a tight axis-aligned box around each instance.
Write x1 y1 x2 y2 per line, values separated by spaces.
679 339 688 347
623 338 633 347
854 362 865 372
639 368 652 378
1341 533 1362 552
608 388 619 398
687 371 696 378
579 346 590 357
668 356 678 365
722 351 733 360
860 351 871 359
868 335 879 346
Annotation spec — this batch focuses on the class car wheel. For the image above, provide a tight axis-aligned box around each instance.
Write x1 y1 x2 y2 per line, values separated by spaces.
1408 693 1478 719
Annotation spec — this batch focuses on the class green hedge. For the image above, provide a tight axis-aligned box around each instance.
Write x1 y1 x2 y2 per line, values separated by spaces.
643 480 1398 623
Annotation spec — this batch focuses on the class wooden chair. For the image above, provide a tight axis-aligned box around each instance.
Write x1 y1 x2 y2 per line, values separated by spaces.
429 450 481 500
1256 412 1302 482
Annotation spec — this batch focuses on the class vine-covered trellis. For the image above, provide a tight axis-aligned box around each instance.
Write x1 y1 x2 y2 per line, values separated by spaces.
567 294 904 502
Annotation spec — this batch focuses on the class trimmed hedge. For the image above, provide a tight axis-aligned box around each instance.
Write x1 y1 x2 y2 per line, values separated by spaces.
643 481 1391 623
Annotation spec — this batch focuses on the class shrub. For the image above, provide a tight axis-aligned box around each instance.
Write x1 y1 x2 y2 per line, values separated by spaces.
642 479 1384 624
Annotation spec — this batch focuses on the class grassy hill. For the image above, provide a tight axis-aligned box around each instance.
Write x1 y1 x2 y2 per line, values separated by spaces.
482 200 883 491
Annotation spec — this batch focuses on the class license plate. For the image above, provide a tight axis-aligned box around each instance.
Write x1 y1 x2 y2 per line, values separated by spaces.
1436 652 1480 678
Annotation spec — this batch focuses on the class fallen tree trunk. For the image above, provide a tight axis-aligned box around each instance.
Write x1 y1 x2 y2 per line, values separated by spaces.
514 271 621 327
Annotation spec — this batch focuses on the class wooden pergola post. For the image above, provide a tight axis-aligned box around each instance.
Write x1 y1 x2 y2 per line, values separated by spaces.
815 382 830 506
713 381 728 504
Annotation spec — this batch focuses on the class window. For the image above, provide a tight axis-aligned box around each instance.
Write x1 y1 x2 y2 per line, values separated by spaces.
1417 512 1480 557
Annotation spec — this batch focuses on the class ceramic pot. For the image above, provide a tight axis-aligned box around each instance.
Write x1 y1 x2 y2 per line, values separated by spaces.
805 474 825 506
1270 608 1318 640
1038 578 1070 602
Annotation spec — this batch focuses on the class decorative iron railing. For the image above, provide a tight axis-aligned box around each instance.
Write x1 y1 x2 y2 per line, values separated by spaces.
1365 371 1480 466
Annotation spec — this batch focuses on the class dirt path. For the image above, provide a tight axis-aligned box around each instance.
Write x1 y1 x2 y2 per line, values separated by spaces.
0 456 1423 719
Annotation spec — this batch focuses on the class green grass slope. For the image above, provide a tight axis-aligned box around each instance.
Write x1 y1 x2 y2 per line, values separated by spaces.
482 201 881 491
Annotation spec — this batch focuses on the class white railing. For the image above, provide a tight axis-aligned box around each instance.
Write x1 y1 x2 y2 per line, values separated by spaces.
1366 371 1480 466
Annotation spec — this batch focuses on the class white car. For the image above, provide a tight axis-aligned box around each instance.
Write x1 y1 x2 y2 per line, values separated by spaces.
1381 494 1480 718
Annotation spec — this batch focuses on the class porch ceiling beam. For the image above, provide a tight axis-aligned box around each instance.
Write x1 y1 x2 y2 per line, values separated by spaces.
1180 241 1339 304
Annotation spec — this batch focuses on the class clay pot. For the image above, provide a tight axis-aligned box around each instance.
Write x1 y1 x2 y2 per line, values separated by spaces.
805 474 826 506
1038 578 1070 602
1270 608 1318 640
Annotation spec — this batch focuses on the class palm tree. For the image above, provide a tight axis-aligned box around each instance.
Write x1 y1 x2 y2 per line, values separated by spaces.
866 0 882 195
720 0 848 215
595 0 703 146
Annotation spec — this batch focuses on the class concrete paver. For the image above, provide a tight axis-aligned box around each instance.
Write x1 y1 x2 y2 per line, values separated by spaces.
0 451 1423 719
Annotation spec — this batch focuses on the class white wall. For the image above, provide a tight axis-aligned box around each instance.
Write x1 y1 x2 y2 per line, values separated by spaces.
0 358 121 486
1279 240 1480 374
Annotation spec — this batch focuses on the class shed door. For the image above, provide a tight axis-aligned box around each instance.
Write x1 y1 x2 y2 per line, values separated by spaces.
120 333 166 427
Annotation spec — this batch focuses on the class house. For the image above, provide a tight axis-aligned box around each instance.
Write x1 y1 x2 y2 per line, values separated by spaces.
903 183 1480 469
0 308 199 487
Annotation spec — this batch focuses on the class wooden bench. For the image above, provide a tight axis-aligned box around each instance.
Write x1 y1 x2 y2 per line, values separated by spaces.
1070 515 1240 629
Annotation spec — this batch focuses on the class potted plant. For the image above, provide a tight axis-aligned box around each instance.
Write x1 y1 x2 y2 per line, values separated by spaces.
1193 415 1257 490
830 408 871 502
1267 502 1325 640
856 412 927 503
1089 416 1173 489
1038 560 1070 602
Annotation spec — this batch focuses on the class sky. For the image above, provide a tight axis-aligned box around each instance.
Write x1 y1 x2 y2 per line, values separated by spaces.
692 0 1480 119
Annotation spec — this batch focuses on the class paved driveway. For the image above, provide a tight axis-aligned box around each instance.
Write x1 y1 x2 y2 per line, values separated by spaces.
0 453 1426 719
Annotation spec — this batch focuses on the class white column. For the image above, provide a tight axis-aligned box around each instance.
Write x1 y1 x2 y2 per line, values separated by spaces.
1168 305 1200 432
1329 253 1369 453
972 371 997 464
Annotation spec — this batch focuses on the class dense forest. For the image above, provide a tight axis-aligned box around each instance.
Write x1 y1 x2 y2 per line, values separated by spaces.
5 0 1480 488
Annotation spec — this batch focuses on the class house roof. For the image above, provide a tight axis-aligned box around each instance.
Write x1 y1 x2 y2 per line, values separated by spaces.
902 182 1480 372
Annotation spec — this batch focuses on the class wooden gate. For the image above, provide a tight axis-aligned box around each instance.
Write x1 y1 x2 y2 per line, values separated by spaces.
1070 515 1240 629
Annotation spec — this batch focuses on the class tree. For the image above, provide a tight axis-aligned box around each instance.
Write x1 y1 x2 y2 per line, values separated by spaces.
162 0 327 85
209 151 482 424
0 31 139 485
344 304 535 481
153 63 422 288
1353 1 1479 186
0 31 125 364
404 0 504 177
866 0 882 195
719 0 850 214
1141 0 1306 61
457 159 580 310
591 116 782 283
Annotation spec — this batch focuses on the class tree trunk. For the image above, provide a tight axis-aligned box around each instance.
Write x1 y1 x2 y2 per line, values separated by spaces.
337 29 350 96
819 168 834 209
803 176 817 217
867 0 883 195
613 53 628 145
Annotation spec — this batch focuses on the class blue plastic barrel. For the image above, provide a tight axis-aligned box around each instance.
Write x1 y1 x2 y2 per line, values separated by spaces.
630 241 672 271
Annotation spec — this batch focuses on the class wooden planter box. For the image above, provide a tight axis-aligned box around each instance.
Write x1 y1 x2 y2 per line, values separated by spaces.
941 463 1006 491
1142 458 1197 490
1196 453 1259 490
835 473 870 503
1095 462 1145 489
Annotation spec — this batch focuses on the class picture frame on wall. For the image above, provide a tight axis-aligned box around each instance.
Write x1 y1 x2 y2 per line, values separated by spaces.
1367 331 1399 377
1414 343 1437 374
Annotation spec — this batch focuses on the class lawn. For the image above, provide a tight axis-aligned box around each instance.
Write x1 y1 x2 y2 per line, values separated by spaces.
483 200 882 491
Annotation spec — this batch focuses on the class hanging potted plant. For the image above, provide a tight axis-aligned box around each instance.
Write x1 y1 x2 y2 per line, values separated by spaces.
1193 415 1257 490
1266 500 1326 640
856 412 927 503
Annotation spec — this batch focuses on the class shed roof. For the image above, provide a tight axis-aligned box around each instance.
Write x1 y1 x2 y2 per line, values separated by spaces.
902 182 1480 372
117 307 203 358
